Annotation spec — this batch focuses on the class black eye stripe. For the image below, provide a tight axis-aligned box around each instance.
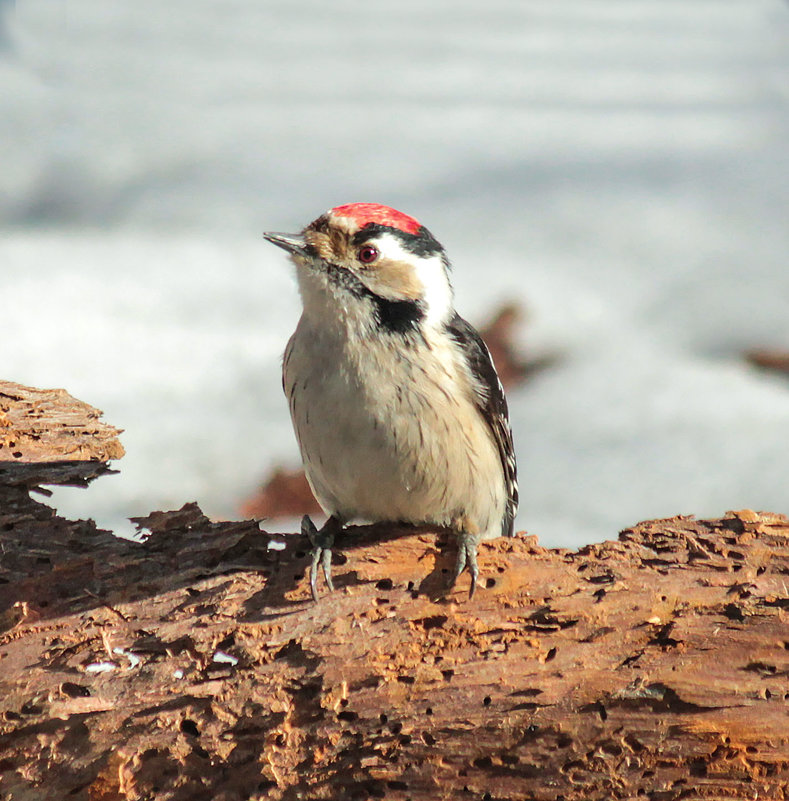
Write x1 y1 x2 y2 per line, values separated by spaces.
351 223 444 258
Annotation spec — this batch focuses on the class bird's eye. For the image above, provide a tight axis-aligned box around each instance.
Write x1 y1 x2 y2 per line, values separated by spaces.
357 245 379 264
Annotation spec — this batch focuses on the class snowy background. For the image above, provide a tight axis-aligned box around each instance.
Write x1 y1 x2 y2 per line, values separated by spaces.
2 0 788 547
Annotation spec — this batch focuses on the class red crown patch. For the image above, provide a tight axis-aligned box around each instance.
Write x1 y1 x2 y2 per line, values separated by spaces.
330 203 422 236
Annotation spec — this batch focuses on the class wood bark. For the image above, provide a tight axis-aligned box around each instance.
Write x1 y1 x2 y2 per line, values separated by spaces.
0 380 124 492
1 382 788 801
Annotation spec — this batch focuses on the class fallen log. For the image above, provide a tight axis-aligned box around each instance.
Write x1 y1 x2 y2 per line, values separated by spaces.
0 382 787 801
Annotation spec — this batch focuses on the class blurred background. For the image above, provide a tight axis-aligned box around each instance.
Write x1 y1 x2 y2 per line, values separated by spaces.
1 0 788 547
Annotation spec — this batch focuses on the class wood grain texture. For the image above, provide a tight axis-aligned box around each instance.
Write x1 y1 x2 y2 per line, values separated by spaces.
1 502 787 800
0 382 787 800
0 380 124 490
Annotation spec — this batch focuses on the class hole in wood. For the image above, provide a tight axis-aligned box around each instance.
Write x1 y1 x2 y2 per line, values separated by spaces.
180 719 199 737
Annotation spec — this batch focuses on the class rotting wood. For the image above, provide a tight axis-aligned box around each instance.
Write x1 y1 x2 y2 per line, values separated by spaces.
0 380 124 491
0 382 788 801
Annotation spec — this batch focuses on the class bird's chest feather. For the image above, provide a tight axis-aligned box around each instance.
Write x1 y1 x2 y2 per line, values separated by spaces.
286 331 455 448
282 326 481 518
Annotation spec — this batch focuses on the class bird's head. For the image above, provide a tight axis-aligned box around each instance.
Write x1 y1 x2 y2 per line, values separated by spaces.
265 203 453 335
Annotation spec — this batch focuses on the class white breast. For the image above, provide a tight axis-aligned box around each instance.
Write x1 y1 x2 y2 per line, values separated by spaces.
283 317 507 540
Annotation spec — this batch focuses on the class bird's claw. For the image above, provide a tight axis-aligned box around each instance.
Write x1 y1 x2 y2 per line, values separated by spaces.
302 515 336 602
449 537 479 599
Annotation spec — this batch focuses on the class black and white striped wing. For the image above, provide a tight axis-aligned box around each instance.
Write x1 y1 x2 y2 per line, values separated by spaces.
446 313 519 537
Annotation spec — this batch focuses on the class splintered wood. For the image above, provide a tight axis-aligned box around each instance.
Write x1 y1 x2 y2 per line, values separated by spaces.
0 380 124 490
0 382 787 800
1 502 787 801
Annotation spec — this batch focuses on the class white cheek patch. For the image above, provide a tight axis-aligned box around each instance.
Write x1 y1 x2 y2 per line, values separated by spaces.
374 233 454 327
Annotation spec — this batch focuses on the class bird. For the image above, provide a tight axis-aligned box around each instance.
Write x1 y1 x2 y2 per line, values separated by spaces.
264 203 518 601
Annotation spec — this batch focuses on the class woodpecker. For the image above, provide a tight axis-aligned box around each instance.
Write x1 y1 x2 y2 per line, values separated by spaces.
264 203 518 601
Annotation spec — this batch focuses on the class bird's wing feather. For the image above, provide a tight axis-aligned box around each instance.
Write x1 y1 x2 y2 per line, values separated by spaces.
445 313 519 537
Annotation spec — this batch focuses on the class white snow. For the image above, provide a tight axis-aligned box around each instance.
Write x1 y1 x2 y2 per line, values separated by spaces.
1 0 787 547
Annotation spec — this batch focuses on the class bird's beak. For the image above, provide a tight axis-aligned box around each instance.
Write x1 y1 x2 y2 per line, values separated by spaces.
263 231 309 257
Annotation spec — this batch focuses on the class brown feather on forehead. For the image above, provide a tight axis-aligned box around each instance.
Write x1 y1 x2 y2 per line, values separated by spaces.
304 214 357 262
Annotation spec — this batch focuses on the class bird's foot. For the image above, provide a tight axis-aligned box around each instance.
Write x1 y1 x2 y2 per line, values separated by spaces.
302 515 340 602
449 535 480 599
